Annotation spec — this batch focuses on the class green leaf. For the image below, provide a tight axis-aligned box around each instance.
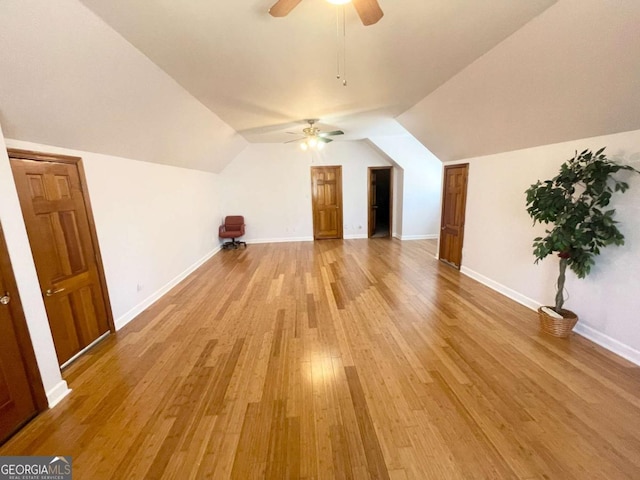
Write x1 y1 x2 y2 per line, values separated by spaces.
526 148 638 281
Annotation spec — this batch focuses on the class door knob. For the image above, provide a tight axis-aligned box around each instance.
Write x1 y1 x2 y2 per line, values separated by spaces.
0 293 10 305
45 288 66 297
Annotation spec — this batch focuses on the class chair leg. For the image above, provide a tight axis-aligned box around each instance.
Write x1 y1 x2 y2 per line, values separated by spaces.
222 238 246 249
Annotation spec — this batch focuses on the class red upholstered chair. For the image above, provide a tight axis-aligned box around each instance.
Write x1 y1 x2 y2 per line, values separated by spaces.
219 215 247 249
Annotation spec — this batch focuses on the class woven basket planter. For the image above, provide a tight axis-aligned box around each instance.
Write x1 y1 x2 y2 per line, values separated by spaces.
537 307 578 337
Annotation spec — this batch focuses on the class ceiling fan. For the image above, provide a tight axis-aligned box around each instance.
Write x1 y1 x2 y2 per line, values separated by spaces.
286 119 344 150
269 0 383 26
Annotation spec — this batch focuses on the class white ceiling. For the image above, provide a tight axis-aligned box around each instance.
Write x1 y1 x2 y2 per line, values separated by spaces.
0 0 248 173
398 0 640 162
77 0 557 143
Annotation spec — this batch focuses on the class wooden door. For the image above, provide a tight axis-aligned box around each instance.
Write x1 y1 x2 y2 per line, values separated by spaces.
439 164 469 268
0 224 45 444
9 150 113 366
311 166 343 240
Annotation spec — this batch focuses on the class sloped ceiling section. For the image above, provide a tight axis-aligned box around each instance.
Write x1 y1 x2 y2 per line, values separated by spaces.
75 0 556 144
0 0 247 173
398 0 640 162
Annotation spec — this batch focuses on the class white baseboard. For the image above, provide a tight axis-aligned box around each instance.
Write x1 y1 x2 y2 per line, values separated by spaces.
247 235 369 242
344 234 368 240
460 265 640 366
246 236 313 244
114 247 221 330
460 266 540 311
398 234 439 241
46 380 71 408
573 323 640 366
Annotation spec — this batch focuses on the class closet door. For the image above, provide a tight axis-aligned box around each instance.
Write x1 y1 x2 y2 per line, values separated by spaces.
0 225 39 444
10 151 112 366
311 166 343 240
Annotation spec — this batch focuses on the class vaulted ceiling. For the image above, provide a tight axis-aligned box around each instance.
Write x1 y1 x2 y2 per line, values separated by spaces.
77 0 556 143
398 0 640 161
1 0 638 170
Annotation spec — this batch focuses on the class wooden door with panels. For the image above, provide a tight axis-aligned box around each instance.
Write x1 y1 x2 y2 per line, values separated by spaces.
439 164 469 268
311 166 343 240
0 224 47 445
9 149 114 367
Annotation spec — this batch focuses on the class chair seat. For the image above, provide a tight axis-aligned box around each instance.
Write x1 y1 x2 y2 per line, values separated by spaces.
219 231 243 239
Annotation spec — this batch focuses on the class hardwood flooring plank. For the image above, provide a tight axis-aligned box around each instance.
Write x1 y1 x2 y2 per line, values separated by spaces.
206 338 245 416
1 239 639 479
344 365 391 480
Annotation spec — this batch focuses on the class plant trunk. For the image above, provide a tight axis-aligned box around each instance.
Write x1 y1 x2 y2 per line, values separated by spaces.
555 258 568 313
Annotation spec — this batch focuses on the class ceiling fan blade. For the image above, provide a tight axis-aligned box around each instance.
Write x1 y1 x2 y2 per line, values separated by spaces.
269 0 303 17
319 130 344 137
285 137 305 144
318 137 333 144
352 0 383 26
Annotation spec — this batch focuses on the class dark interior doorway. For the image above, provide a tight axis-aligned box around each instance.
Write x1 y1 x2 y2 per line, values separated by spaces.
368 167 393 238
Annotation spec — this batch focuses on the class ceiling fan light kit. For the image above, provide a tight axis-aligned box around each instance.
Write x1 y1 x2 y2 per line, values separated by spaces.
301 138 325 151
286 119 344 150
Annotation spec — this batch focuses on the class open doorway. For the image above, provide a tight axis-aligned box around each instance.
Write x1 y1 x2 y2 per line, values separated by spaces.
368 167 393 238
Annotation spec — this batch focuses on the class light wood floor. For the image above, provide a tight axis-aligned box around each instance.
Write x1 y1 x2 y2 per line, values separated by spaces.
2 239 640 479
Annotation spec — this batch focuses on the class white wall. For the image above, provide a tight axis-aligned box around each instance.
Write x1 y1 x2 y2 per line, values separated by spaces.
393 168 404 238
6 139 223 329
219 141 392 241
1 134 223 404
458 128 640 363
369 135 442 239
84 152 221 328
0 0 246 173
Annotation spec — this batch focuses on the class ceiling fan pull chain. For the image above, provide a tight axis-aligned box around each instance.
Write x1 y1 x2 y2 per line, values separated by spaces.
336 8 341 80
336 8 340 80
342 5 347 87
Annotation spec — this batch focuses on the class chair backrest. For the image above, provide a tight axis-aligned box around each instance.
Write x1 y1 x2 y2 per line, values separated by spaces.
224 216 244 228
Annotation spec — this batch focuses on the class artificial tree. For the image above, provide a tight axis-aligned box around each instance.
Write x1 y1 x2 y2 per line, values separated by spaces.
525 147 638 315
